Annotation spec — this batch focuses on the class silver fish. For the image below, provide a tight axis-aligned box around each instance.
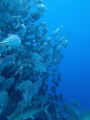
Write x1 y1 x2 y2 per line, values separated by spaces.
0 55 16 70
22 83 37 105
0 78 15 90
16 80 32 92
1 34 21 47
0 75 5 84
0 90 9 114
8 101 49 120
33 61 47 72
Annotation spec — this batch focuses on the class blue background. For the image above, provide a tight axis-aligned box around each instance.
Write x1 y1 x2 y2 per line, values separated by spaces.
43 0 90 109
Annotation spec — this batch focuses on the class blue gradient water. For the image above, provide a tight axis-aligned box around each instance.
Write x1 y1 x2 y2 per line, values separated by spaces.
43 0 90 109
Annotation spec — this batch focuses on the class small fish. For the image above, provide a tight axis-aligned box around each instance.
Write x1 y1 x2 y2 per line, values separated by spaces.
52 28 60 36
16 80 32 92
54 82 59 87
30 11 41 22
52 78 56 83
41 94 49 107
39 21 46 28
0 75 5 84
16 24 27 37
32 52 43 61
8 101 50 120
0 78 15 90
63 104 81 119
51 86 56 94
33 61 47 72
22 83 37 105
0 44 6 54
0 55 16 70
48 94 54 100
35 0 42 4
18 59 31 67
44 84 48 91
59 94 64 103
54 94 58 102
0 90 9 114
70 99 84 112
36 4 46 12
37 77 43 89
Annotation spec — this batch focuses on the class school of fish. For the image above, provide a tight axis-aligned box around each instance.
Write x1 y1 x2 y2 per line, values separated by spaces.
0 0 90 120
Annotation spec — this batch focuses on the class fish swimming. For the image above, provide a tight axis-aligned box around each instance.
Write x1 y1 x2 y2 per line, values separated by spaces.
8 101 50 120
0 35 21 47
0 55 16 70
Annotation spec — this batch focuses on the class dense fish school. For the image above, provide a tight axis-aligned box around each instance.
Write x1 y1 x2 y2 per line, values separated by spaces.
0 0 90 120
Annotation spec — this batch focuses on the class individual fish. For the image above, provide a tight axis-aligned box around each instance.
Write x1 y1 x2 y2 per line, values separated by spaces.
0 78 15 90
8 104 42 120
51 86 56 94
0 20 7 28
0 3 4 12
39 21 46 28
33 94 43 106
16 80 32 92
0 34 21 47
12 59 31 76
59 94 64 103
57 73 61 81
62 39 69 48
54 94 58 102
0 90 9 114
31 52 43 61
52 28 60 36
0 44 6 56
30 11 42 22
22 83 37 105
16 24 27 37
8 101 50 120
0 12 13 27
48 94 54 100
44 84 48 91
0 75 5 84
59 35 66 43
35 0 42 4
63 104 81 120
37 77 43 89
54 82 59 87
33 61 47 72
41 94 49 107
70 99 84 112
0 55 16 70
52 78 56 83
18 59 31 67
36 4 46 12
21 66 34 77
0 98 16 120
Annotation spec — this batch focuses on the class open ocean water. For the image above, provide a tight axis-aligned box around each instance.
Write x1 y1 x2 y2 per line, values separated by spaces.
44 0 90 109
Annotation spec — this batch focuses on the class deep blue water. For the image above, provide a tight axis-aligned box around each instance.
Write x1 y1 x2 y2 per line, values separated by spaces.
43 0 90 109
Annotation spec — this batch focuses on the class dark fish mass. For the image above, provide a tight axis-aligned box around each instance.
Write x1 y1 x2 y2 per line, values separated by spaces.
0 0 89 120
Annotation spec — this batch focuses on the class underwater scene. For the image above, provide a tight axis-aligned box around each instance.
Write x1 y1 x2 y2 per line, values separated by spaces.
0 0 90 120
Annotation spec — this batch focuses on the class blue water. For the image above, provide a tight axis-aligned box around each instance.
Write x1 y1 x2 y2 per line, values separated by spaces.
43 0 90 109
